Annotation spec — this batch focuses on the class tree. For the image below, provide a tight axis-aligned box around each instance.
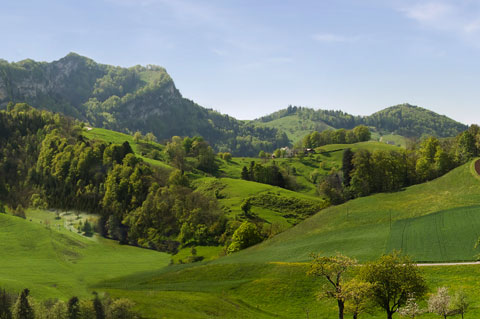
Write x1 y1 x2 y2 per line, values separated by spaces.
82 220 93 237
360 252 427 319
222 152 232 161
307 253 357 319
342 148 354 187
428 287 452 319
240 198 254 218
67 297 80 319
343 278 373 319
227 221 263 254
106 299 137 319
241 166 250 181
451 289 469 319
12 289 34 319
0 288 13 319
132 131 142 143
50 301 67 319
145 132 157 143
398 295 423 318
259 151 266 162
0 203 5 214
92 293 105 319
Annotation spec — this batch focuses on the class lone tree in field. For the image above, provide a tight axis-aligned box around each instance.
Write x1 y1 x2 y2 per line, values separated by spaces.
428 287 452 319
360 252 427 319
398 295 423 318
452 289 469 319
307 253 357 319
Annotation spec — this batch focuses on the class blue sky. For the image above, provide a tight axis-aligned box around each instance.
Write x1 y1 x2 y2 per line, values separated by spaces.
1 0 480 124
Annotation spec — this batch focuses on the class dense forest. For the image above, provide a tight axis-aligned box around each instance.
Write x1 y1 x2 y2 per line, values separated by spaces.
0 104 274 254
318 125 480 205
0 53 288 156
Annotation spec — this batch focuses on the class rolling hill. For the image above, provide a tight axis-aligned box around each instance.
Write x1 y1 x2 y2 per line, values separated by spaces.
253 104 467 143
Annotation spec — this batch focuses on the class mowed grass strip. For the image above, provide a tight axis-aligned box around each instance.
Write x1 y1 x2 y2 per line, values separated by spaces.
387 205 480 262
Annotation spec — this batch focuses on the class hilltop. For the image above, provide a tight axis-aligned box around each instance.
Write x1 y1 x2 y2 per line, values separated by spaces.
253 104 467 142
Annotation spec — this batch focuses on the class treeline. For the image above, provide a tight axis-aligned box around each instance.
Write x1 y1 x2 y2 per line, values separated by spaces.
309 252 469 319
240 161 295 190
319 126 480 204
0 104 234 253
0 288 138 319
302 125 371 148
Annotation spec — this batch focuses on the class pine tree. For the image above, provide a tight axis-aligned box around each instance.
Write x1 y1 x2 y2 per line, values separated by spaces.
92 293 105 319
67 297 80 319
12 289 34 319
0 288 13 319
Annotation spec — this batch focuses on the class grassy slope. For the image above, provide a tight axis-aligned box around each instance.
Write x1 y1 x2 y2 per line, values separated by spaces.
194 177 324 229
83 127 172 169
99 261 480 318
0 211 170 300
251 114 334 143
220 160 480 263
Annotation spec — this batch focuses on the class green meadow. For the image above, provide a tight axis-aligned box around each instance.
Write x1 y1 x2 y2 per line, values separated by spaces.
0 211 170 300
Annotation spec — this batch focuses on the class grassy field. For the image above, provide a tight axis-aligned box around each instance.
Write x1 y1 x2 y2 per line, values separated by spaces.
0 211 170 300
97 260 480 319
251 114 334 143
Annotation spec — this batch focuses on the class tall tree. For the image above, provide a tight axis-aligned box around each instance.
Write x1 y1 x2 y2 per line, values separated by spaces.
307 253 357 319
12 289 34 319
92 293 105 319
67 297 80 319
0 288 13 319
342 148 354 187
360 252 427 319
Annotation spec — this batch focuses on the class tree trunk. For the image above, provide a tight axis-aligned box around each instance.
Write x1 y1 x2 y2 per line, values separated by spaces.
337 300 344 319
353 314 357 319
387 311 393 319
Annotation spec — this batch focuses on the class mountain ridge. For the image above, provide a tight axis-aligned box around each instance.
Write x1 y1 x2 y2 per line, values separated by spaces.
0 53 468 154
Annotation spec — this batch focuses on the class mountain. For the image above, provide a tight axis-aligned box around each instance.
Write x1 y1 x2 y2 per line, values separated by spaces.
0 53 467 154
0 53 288 156
254 104 468 142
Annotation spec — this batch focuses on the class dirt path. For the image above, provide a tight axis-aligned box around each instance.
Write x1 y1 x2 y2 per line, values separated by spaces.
475 159 480 175
417 261 480 267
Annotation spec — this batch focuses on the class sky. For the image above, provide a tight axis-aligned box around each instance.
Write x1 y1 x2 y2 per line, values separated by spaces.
1 0 480 124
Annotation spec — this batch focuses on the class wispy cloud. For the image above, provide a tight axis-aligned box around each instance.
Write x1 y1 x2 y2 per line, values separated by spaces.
400 2 452 23
312 33 360 43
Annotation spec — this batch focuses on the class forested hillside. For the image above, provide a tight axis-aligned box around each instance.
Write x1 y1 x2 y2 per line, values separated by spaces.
0 53 288 156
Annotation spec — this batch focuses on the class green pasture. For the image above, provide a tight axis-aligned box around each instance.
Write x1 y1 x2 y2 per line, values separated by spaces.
0 211 170 300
